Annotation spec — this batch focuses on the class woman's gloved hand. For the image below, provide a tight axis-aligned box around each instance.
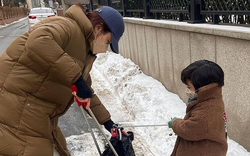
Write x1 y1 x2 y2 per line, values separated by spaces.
71 84 91 109
104 119 115 133
104 120 129 136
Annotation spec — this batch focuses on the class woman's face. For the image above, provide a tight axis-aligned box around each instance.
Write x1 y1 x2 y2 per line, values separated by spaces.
90 24 112 54
186 79 195 91
93 24 112 45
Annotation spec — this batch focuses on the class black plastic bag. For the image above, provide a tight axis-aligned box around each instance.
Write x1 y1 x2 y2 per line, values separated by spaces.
102 131 135 156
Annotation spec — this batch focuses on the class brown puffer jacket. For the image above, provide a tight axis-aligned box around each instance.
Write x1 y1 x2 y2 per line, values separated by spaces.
0 5 110 156
171 83 228 156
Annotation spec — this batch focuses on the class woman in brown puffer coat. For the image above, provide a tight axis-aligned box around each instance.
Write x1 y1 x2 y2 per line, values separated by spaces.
0 4 124 156
168 60 228 156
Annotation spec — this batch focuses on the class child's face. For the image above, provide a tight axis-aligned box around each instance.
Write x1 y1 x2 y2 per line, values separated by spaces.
186 79 195 91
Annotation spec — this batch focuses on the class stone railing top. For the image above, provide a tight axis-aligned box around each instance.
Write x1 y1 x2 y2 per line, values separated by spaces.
124 17 250 40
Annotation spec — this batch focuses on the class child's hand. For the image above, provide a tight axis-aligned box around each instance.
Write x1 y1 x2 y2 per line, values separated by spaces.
168 117 178 128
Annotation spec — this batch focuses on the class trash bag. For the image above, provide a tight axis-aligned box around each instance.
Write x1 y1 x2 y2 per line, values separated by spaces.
102 131 135 156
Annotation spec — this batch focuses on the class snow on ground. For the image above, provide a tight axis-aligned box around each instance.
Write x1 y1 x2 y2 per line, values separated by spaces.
0 17 27 28
66 52 250 156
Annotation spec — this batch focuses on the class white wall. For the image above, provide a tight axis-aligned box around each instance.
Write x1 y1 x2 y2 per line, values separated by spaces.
119 18 250 151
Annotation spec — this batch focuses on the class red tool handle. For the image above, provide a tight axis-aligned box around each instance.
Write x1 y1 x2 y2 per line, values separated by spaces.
71 85 87 108
111 127 119 137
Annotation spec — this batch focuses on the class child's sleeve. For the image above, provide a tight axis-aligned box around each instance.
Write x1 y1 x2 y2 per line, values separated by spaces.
172 114 208 141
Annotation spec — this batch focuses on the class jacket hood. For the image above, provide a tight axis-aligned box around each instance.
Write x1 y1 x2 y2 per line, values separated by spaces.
64 5 94 41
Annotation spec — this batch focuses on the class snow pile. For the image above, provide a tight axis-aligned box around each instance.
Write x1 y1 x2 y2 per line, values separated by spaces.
66 131 105 156
0 17 27 28
66 52 250 156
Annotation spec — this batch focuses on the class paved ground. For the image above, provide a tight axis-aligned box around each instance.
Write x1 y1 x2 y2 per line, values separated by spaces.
0 19 28 55
58 103 97 137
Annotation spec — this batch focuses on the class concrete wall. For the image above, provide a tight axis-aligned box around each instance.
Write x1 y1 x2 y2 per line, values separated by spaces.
119 18 250 151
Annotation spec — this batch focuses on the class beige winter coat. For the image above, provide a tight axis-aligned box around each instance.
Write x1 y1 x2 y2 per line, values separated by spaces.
0 5 110 156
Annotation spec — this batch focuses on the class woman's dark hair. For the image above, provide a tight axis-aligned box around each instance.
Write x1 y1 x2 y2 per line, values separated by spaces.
86 11 110 33
73 3 110 33
181 60 224 90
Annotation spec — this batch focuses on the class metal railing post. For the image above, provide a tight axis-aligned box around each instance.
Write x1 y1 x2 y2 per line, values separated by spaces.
90 0 94 11
188 0 205 23
143 0 153 19
155 12 160 19
107 0 111 6
213 14 219 24
129 12 133 17
122 0 128 17
179 13 184 21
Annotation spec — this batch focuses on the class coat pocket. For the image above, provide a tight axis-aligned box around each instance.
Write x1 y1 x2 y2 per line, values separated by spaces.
18 96 57 139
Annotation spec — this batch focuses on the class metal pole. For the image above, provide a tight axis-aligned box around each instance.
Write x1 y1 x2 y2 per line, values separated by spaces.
107 0 111 6
179 13 184 21
155 12 160 19
143 0 152 19
80 106 102 155
90 0 94 11
118 122 169 128
213 14 219 24
122 124 169 128
121 0 128 17
87 107 119 156
118 122 174 136
188 0 205 23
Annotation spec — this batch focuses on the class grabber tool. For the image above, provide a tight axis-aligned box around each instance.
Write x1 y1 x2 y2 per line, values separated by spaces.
71 85 119 156
117 121 169 128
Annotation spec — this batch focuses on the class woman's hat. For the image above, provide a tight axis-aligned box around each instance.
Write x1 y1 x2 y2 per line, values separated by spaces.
95 6 124 53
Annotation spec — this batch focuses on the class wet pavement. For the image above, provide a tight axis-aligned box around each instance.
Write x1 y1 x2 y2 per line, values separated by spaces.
58 103 97 137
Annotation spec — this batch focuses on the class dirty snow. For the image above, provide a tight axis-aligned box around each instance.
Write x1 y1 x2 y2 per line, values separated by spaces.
66 52 250 156
0 17 27 29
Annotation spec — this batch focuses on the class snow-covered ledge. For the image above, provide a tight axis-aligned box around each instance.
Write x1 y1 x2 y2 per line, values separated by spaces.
119 17 250 151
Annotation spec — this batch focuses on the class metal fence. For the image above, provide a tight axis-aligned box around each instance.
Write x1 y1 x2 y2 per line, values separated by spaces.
87 0 250 25
0 7 29 25
201 0 250 24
